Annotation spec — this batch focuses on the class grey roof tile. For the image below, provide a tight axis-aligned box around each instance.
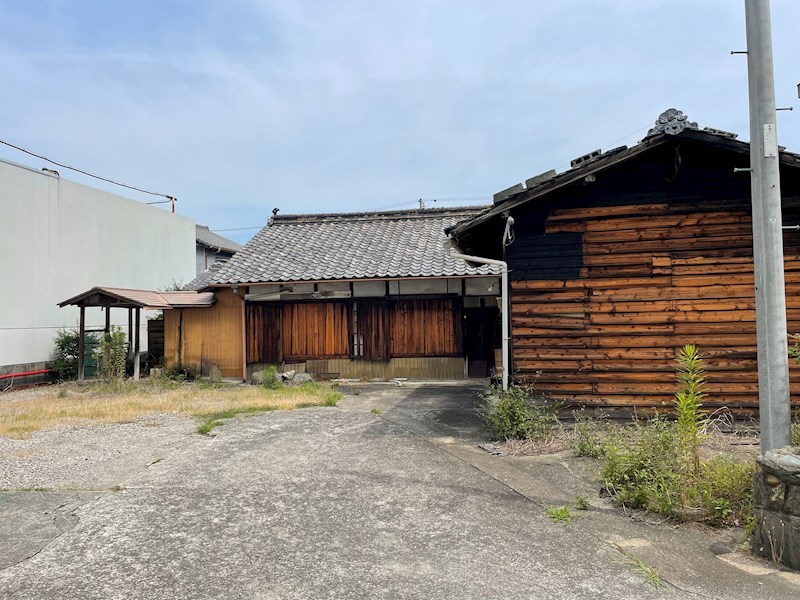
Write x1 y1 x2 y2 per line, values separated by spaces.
196 225 242 254
210 207 500 285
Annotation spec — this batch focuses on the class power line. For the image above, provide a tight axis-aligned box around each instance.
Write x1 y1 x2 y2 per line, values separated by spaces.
0 138 175 200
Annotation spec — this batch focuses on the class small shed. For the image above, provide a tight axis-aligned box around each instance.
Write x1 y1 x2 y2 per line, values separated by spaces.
58 287 215 380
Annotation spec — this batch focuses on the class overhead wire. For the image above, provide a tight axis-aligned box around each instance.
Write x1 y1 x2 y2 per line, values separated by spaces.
0 138 175 201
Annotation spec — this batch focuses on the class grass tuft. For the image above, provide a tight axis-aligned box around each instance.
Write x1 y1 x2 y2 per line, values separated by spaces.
613 544 663 589
545 505 574 525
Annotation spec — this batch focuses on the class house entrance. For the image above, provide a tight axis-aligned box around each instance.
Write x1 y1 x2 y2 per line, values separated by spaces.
464 304 500 378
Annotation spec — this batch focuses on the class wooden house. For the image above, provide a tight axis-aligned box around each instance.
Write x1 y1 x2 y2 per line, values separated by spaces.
165 208 503 380
445 109 800 412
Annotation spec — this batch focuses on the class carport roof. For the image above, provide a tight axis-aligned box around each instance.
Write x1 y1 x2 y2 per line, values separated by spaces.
58 287 216 309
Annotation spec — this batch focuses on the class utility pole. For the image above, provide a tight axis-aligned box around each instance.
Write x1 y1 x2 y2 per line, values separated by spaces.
744 0 792 452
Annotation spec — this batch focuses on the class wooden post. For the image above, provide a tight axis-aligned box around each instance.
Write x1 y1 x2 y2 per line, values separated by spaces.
241 292 247 382
104 306 110 334
78 306 85 381
134 308 141 381
127 308 133 360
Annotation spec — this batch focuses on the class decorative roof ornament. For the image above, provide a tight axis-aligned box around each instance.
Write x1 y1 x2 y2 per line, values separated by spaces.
648 108 698 136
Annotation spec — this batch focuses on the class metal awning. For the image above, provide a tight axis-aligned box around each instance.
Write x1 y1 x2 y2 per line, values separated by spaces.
58 287 216 310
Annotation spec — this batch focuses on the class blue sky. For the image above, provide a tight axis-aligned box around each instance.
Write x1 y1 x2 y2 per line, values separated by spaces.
1 0 799 244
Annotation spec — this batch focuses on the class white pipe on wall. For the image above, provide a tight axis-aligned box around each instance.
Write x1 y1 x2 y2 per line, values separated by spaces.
446 247 509 392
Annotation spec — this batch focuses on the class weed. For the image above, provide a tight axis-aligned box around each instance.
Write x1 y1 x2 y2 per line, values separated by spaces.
674 345 707 474
792 420 800 446
323 391 342 407
600 347 755 527
574 495 590 511
573 410 608 458
545 505 574 525
482 385 560 440
99 327 127 381
57 388 67 398
197 420 223 435
195 376 225 389
371 408 381 415
261 365 282 390
196 405 279 434
613 544 663 588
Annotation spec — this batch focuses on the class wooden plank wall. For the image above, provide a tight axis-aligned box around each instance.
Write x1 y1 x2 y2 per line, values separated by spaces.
281 301 350 360
390 298 463 357
510 201 800 410
247 303 282 363
164 288 243 378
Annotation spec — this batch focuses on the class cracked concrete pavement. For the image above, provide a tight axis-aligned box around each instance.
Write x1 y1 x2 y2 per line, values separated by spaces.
1 382 799 599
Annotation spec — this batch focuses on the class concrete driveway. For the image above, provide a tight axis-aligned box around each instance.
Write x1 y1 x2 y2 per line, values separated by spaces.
1 382 799 599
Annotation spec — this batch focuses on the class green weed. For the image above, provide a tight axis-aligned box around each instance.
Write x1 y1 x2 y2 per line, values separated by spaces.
482 385 560 440
574 495 590 511
371 408 381 415
546 505 574 525
261 365 282 390
613 544 663 589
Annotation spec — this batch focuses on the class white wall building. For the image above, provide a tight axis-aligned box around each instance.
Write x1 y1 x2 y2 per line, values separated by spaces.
0 157 196 373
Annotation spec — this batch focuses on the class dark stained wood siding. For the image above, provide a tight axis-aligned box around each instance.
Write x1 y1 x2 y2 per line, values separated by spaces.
282 301 350 360
390 298 463 357
510 201 800 410
246 303 282 363
357 299 391 361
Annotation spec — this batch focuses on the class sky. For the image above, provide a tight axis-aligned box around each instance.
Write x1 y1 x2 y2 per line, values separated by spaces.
1 0 800 245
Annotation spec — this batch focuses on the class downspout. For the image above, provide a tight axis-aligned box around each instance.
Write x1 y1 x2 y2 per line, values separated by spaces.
445 216 514 392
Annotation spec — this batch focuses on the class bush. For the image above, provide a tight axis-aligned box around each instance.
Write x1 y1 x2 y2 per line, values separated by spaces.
51 329 100 380
99 327 127 381
261 365 282 390
482 385 559 440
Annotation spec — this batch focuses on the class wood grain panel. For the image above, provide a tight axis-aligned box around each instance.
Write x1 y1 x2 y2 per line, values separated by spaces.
509 200 800 410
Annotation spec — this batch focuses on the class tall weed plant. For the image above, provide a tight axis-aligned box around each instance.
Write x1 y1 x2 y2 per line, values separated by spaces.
599 346 754 526
99 327 127 381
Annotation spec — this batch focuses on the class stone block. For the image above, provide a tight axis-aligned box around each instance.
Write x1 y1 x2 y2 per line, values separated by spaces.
785 485 800 517
292 372 313 384
752 508 800 571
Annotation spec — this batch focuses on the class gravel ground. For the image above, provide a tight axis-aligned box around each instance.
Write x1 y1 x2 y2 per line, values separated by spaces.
0 413 199 490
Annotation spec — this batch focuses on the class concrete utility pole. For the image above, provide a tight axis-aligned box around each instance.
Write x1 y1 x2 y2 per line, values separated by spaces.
744 0 792 452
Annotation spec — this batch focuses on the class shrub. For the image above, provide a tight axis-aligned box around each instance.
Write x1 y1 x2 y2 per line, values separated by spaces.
51 329 100 380
99 327 127 381
261 365 282 390
482 385 559 440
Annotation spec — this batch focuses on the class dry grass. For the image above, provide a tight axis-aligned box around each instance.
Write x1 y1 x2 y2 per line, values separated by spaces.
0 379 341 438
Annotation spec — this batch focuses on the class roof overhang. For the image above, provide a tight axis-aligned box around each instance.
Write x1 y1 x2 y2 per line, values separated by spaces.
58 287 216 309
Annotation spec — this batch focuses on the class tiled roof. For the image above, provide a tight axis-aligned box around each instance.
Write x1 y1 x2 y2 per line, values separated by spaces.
210 207 500 285
196 225 242 254
185 260 228 291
